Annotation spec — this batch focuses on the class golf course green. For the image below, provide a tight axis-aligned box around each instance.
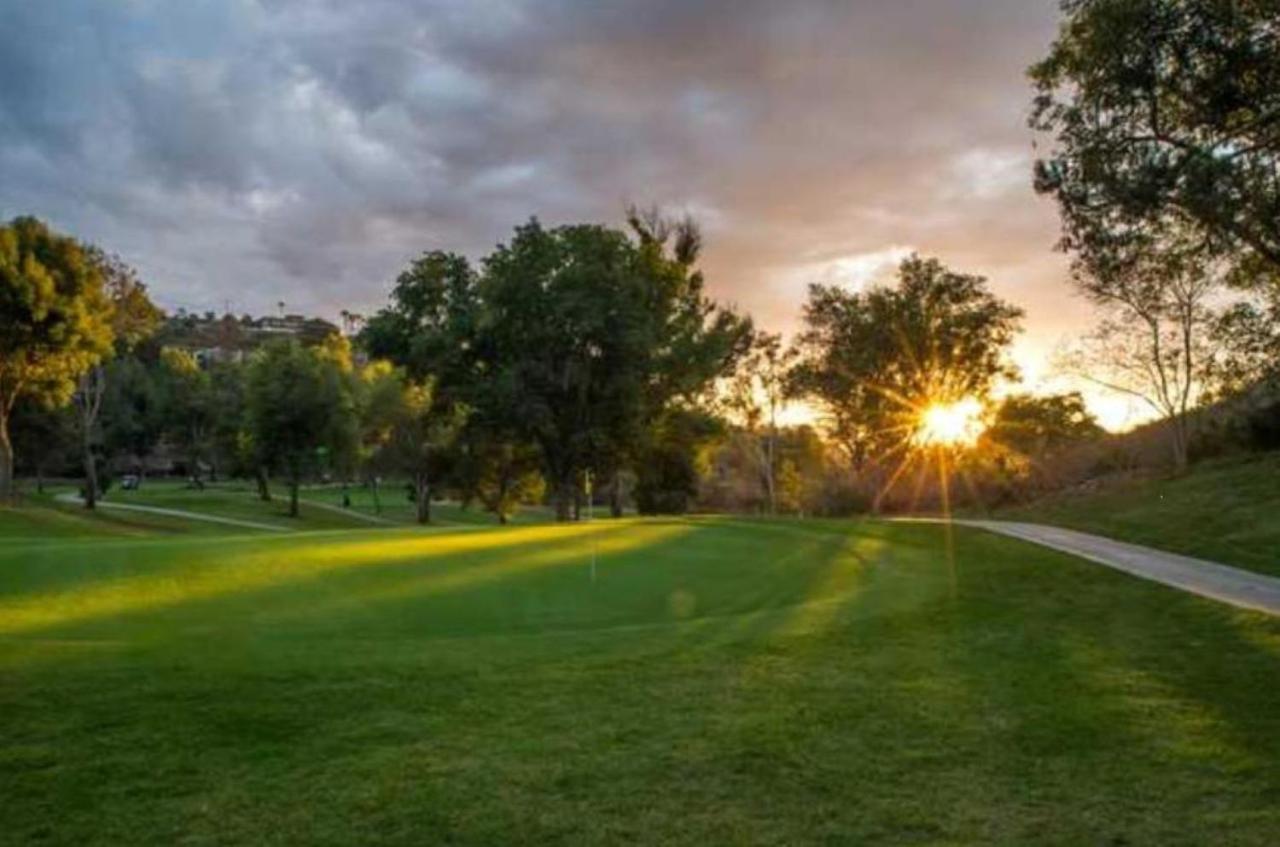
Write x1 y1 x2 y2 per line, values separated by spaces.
2 508 1279 844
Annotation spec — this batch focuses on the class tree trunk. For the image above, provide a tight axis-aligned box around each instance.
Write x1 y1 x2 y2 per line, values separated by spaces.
764 432 777 516
414 473 431 524
0 409 13 503
1171 417 1190 474
82 427 99 510
255 467 271 501
553 479 574 522
609 470 623 518
35 462 44 495
370 476 381 514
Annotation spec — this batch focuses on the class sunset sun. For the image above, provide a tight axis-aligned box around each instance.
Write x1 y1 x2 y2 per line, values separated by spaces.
914 397 986 448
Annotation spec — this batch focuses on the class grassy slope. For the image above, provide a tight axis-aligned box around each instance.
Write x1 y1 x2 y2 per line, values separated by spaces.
0 494 241 542
298 483 554 526
1 517 1278 845
1 480 541 538
110 480 550 529
991 452 1280 576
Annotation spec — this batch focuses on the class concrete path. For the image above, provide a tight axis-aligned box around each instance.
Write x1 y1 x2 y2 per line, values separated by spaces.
907 517 1280 616
54 494 290 533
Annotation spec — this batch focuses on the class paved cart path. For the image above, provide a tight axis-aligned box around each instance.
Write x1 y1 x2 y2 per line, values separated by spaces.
904 517 1280 616
55 493 291 532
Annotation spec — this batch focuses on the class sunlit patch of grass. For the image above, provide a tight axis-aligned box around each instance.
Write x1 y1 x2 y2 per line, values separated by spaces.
0 521 631 636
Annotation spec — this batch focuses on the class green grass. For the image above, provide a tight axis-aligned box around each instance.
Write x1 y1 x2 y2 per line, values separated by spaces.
3 480 544 539
0 493 240 542
991 452 1280 576
105 481 390 531
2 515 1278 844
299 483 554 527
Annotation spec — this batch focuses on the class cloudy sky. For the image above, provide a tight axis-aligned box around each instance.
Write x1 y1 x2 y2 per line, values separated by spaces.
0 0 1142 427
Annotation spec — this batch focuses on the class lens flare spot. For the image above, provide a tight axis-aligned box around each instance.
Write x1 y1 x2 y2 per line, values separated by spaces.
668 588 697 619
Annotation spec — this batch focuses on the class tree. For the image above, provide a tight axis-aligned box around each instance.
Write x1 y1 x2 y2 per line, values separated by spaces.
725 331 797 514
791 255 1023 470
1212 290 1280 399
1059 239 1218 471
8 401 75 494
361 216 751 522
206 360 253 484
366 367 466 524
985 392 1103 458
634 408 724 515
157 348 216 485
0 217 114 501
360 251 477 392
100 354 166 479
247 339 356 517
1031 0 1280 292
454 430 545 524
73 248 161 507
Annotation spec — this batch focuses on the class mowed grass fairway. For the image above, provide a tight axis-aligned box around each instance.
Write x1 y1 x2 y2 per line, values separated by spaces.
3 517 1280 845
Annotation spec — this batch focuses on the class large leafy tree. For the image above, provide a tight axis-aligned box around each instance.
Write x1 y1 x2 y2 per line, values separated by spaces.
246 339 357 517
0 217 114 501
363 365 466 524
791 255 1023 467
634 407 724 515
157 348 217 484
361 215 751 521
986 392 1103 458
477 220 653 519
73 248 162 507
100 353 166 480
1031 0 1280 289
8 401 75 494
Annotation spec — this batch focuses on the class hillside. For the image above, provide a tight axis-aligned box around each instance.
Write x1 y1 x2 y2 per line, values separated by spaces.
992 452 1280 577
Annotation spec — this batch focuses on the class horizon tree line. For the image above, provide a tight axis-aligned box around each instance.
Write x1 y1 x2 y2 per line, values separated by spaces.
8 0 1280 515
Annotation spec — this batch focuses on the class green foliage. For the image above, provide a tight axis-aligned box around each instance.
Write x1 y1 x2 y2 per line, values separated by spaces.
986 392 1103 458
791 255 1023 463
246 340 357 516
1212 290 1280 398
359 251 477 391
634 408 724 514
8 400 76 482
1031 0 1280 290
362 365 467 523
100 354 165 469
206 360 253 477
0 216 114 497
361 215 751 520
454 436 545 524
86 246 164 352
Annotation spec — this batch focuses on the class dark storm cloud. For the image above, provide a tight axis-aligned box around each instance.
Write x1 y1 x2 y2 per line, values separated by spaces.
0 0 1093 405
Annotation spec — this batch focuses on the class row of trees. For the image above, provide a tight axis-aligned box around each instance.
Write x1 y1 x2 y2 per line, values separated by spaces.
0 212 756 522
359 212 753 520
0 203 1227 521
4 0 1278 515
